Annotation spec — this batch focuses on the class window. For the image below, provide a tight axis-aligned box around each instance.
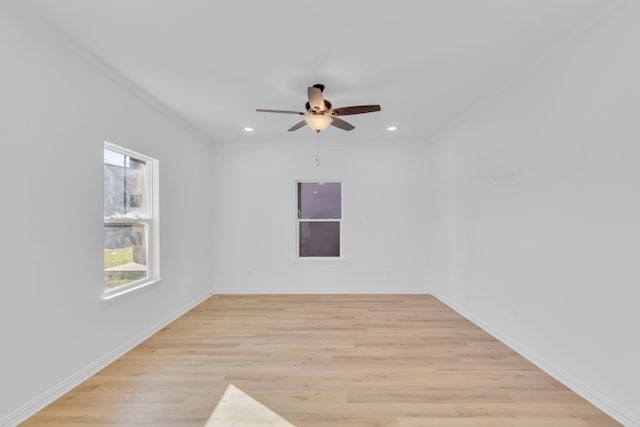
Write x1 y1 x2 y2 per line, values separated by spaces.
297 181 342 258
104 143 158 298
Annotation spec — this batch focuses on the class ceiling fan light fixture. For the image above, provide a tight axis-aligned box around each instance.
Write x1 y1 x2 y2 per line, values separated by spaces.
305 114 332 131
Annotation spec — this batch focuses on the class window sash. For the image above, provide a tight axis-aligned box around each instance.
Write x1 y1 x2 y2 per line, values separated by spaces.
104 144 153 220
104 222 150 290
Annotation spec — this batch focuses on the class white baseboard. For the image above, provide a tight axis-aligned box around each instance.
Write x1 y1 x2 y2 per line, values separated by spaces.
0 290 215 427
429 290 639 427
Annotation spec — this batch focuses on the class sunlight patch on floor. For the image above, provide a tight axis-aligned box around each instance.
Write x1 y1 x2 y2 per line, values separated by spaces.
204 384 296 426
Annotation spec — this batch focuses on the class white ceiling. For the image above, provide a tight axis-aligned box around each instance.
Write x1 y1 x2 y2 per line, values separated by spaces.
17 0 615 144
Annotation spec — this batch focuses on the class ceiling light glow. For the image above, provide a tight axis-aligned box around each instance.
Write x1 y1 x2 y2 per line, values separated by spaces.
387 126 397 131
305 115 332 131
243 127 254 132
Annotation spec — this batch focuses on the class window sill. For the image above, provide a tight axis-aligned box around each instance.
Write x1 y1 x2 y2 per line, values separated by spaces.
103 278 162 302
295 257 346 264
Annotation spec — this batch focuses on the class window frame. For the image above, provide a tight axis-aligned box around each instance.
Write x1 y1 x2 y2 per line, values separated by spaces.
295 180 343 261
103 141 160 299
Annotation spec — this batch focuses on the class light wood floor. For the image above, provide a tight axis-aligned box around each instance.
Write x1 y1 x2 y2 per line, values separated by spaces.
22 295 620 426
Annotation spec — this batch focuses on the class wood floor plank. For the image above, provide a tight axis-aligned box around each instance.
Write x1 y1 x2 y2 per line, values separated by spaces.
21 295 620 426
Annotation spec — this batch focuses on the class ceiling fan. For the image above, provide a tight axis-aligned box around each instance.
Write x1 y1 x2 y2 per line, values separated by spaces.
257 84 381 132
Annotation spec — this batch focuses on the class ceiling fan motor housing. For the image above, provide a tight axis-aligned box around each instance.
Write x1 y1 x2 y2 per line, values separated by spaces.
305 99 332 114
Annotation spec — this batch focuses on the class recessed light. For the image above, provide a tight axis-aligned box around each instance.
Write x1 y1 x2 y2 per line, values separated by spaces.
387 126 397 131
243 127 254 132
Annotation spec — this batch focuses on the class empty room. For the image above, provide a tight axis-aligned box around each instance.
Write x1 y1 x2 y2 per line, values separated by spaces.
1 1 639 426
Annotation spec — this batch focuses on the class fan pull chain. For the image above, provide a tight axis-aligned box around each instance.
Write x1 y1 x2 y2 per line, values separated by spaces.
315 130 320 167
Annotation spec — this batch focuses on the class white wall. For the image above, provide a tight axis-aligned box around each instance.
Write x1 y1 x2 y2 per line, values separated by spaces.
211 141 430 294
429 3 640 424
0 6 214 425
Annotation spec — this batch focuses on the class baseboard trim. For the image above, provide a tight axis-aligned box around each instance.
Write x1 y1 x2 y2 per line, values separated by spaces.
429 290 639 427
1 290 215 427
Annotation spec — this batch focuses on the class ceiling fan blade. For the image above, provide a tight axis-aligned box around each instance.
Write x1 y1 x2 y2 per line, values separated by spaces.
256 109 305 115
307 86 325 111
287 120 307 132
331 105 381 116
330 117 355 131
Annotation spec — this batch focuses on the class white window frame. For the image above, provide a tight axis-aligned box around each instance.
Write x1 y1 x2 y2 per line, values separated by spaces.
296 180 343 260
104 141 160 299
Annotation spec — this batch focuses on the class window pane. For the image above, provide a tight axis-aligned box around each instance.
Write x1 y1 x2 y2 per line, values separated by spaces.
104 149 148 218
298 182 341 219
299 221 340 257
104 223 148 288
